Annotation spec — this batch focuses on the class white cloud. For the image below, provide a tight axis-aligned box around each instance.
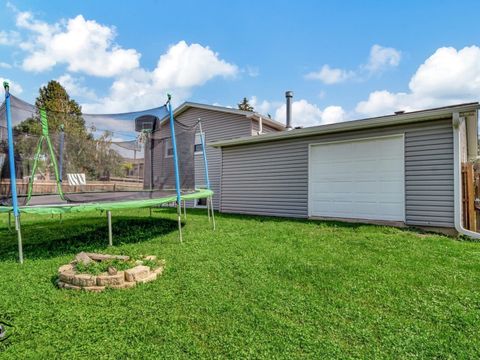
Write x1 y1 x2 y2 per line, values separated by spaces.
249 96 282 116
321 106 346 124
4 8 239 113
0 30 19 45
85 115 135 135
409 46 480 98
305 65 355 84
365 44 401 72
275 99 346 127
56 74 96 100
16 12 140 77
356 90 410 116
84 41 238 112
245 65 259 77
152 41 237 89
306 45 401 84
0 78 23 94
356 46 480 117
0 62 12 69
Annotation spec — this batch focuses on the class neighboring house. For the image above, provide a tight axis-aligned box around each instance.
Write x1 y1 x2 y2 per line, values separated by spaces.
211 103 480 236
148 102 285 209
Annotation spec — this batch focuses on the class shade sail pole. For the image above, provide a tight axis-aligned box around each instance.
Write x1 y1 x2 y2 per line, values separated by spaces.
168 95 182 242
4 81 23 264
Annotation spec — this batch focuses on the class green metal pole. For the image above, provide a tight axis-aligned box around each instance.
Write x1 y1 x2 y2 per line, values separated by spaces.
40 109 64 200
26 136 45 204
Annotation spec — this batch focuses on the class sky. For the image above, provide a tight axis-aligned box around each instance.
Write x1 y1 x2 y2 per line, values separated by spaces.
1 0 480 132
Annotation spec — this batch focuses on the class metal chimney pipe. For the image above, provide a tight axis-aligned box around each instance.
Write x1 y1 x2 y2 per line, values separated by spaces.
285 91 293 130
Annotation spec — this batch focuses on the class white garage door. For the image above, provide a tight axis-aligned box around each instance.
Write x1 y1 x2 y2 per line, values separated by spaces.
309 135 405 221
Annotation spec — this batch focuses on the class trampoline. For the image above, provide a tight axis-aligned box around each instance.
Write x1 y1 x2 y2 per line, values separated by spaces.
1 82 215 263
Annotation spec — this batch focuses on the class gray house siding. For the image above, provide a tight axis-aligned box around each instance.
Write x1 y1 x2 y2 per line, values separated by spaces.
160 108 254 210
404 124 454 227
220 118 454 228
251 119 280 135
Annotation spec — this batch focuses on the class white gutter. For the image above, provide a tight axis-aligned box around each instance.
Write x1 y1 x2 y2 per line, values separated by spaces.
452 112 480 239
259 116 263 135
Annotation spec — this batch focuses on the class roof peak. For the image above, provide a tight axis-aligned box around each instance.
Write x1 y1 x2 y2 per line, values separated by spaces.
163 101 285 130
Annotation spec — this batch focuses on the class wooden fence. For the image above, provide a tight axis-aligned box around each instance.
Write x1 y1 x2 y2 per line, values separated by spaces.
462 162 477 231
0 180 143 195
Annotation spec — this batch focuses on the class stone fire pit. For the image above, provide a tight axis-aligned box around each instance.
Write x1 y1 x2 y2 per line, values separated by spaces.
57 252 165 292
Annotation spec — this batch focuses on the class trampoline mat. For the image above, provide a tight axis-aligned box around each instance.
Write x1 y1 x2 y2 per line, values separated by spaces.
0 189 213 215
64 190 182 203
1 190 192 206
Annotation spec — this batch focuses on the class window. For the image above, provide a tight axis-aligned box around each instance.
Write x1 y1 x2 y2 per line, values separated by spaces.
165 138 173 158
165 132 205 157
196 197 207 207
195 132 205 154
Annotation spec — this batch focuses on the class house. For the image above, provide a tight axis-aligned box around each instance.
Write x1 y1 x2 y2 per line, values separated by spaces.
150 102 285 209
210 102 480 237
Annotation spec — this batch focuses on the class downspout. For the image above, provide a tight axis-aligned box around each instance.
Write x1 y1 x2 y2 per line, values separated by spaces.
452 112 480 239
258 116 263 135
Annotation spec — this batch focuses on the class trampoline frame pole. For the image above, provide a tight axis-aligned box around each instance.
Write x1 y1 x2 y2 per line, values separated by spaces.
168 98 183 242
199 121 214 229
40 109 64 200
59 125 64 183
206 196 211 222
198 121 211 190
4 81 23 264
107 210 113 246
210 196 216 230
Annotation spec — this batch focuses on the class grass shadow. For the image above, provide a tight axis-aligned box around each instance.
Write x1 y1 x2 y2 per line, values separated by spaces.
215 211 373 229
0 216 179 262
214 210 454 236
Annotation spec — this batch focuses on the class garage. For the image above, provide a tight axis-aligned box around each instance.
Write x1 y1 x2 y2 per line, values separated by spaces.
213 102 479 234
308 135 405 221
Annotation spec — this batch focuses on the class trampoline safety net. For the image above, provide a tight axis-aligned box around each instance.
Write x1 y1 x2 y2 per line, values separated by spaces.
0 94 201 207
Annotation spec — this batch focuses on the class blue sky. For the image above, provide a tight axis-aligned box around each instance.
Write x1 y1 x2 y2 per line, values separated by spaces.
1 0 480 129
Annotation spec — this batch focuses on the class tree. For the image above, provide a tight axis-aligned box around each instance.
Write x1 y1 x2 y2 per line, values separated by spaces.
14 80 124 180
122 162 134 177
237 97 254 112
15 81 87 137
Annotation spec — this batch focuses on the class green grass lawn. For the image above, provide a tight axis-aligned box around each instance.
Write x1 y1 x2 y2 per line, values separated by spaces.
0 208 479 359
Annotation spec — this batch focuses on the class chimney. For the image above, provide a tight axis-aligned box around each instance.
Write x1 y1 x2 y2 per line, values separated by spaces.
285 91 293 130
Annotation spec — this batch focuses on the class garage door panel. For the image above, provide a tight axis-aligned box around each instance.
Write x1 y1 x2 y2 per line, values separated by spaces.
312 201 402 221
310 181 353 193
311 144 351 159
309 135 405 221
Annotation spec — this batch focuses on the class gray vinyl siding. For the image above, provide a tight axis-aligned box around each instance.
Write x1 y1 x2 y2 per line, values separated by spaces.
262 123 279 134
404 125 454 227
251 119 280 135
221 118 454 228
162 108 254 209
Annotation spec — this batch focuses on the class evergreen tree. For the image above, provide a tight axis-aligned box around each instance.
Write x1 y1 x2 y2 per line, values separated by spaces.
237 97 254 112
15 80 88 137
14 80 123 179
